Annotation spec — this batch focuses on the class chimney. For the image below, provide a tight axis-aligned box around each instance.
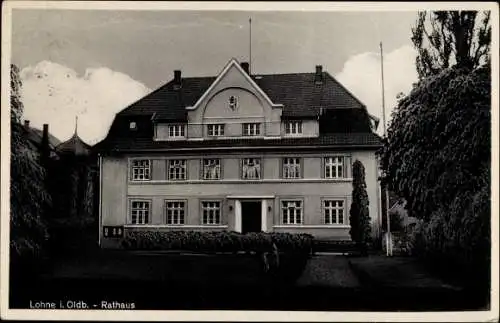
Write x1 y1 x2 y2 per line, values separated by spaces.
315 65 323 84
41 123 50 163
241 62 250 75
173 70 182 89
24 120 30 128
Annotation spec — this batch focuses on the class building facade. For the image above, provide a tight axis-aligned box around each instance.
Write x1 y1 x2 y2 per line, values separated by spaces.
93 58 383 248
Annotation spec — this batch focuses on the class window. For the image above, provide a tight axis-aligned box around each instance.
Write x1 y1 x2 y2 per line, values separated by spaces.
281 200 303 225
325 156 344 178
242 158 261 179
242 123 260 136
201 201 221 225
168 159 187 180
283 158 301 179
131 159 151 181
165 201 185 225
203 159 221 180
285 121 302 135
229 96 238 110
129 121 137 130
130 200 151 224
324 200 345 224
207 124 224 137
168 124 185 138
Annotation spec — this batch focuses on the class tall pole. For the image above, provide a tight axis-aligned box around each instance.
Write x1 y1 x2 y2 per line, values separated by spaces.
249 18 252 75
380 41 392 256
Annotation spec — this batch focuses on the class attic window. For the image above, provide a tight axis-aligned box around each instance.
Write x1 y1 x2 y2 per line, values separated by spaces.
129 122 137 130
229 96 238 111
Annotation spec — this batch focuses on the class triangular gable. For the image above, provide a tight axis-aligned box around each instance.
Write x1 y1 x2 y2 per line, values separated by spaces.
186 58 283 110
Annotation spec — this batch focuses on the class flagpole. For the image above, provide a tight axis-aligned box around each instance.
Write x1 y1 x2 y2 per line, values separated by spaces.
380 41 392 257
249 18 252 75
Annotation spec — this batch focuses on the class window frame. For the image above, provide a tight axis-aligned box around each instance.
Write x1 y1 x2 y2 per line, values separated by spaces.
207 124 225 137
129 199 152 225
130 159 151 181
284 121 303 136
165 200 187 225
322 199 346 225
242 123 261 136
241 157 262 180
168 124 186 138
200 200 222 225
280 199 304 225
168 159 187 181
324 156 345 179
202 158 222 180
282 157 302 179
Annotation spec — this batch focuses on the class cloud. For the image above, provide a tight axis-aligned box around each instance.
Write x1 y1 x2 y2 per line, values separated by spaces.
19 61 151 145
335 45 418 135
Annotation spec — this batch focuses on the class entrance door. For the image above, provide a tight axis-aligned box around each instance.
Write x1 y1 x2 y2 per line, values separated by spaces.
241 201 262 234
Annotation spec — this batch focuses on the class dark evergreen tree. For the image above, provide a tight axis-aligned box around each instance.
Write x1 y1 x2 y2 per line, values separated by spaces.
349 160 371 256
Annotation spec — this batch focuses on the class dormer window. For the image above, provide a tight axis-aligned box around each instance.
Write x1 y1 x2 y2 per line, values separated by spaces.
229 95 238 111
207 124 224 137
243 123 260 136
285 121 302 135
168 124 186 138
129 121 137 130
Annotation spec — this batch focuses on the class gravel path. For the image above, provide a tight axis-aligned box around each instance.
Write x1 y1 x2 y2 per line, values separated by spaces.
296 255 360 288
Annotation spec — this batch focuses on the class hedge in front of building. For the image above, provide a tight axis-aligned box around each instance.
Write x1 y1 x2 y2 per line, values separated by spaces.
121 230 313 255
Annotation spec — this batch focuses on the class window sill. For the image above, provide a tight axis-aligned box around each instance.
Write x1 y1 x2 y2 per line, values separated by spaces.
128 178 353 184
273 225 350 229
124 224 228 229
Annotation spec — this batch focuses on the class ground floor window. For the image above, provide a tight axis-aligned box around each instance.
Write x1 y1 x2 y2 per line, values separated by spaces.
281 200 303 224
130 200 151 224
323 200 345 224
201 201 221 224
165 201 185 225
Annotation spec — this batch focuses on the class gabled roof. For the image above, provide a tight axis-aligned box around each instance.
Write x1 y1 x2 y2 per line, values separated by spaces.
119 64 367 121
23 125 61 150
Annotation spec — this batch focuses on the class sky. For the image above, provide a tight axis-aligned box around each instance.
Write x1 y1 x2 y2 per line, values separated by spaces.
11 8 419 145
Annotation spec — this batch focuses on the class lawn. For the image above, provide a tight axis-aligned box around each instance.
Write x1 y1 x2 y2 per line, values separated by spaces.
9 252 489 311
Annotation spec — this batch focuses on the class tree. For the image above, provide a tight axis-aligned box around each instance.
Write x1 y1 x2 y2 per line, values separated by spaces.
379 65 490 221
411 10 491 79
10 64 51 269
349 160 371 255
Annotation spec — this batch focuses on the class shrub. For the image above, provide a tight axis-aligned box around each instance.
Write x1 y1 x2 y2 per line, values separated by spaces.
121 230 313 255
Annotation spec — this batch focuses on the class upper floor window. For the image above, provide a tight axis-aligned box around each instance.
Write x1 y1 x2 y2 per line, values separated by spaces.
283 158 301 179
323 200 345 225
285 121 302 135
131 159 151 181
325 156 344 179
243 123 261 136
168 124 186 138
165 200 185 225
129 121 137 130
168 159 187 180
281 200 303 225
207 124 225 137
229 95 238 111
242 158 261 180
130 200 151 225
203 159 221 180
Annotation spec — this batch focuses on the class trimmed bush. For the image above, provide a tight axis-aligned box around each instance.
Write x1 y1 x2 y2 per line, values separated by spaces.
121 230 313 255
121 231 313 284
